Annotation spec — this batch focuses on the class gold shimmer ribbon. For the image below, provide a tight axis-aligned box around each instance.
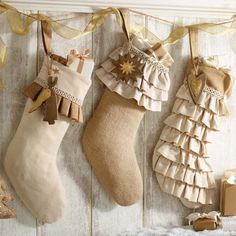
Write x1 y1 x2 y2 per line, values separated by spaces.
1 1 236 92
0 3 122 38
1 2 236 55
131 19 236 46
0 3 123 90
162 22 236 45
0 3 122 72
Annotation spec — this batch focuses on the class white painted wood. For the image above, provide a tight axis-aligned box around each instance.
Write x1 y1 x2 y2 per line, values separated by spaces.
90 13 143 236
143 16 193 228
1 9 236 236
143 17 204 228
35 12 93 236
0 11 38 236
142 16 236 228
4 0 236 17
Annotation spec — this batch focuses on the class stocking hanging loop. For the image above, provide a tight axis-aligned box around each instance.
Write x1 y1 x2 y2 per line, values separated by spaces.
41 21 67 66
189 28 199 76
41 20 52 56
119 8 130 42
187 28 208 105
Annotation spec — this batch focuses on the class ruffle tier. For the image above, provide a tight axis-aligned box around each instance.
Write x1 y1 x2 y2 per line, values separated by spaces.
156 172 214 204
172 98 220 130
95 44 173 111
154 155 215 188
164 114 216 142
154 141 212 171
177 84 227 116
153 81 228 205
160 126 208 154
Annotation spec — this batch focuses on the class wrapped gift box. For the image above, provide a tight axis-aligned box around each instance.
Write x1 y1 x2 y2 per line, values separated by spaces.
193 218 217 231
186 211 221 232
220 169 236 216
66 49 93 76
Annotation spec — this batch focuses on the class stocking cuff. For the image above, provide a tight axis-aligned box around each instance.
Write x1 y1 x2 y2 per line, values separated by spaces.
95 33 174 112
24 57 94 123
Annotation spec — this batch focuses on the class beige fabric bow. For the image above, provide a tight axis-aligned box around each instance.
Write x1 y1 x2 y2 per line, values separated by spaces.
67 49 90 73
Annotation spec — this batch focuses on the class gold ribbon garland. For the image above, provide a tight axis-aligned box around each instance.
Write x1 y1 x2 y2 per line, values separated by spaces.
0 3 122 38
0 2 122 68
0 2 236 81
160 22 236 45
131 20 236 46
1 2 236 61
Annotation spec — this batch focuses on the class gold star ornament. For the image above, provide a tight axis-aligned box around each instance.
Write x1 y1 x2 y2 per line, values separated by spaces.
112 54 143 83
52 67 60 75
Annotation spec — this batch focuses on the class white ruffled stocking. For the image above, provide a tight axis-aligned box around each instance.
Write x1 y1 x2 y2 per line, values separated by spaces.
152 58 233 208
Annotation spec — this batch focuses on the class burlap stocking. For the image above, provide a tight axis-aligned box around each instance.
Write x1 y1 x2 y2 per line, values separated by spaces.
83 89 145 205
83 32 173 205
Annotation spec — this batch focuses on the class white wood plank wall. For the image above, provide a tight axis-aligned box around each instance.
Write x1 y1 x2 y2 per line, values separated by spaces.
0 11 236 235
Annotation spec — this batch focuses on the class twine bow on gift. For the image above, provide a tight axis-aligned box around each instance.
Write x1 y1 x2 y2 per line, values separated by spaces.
186 211 221 225
66 48 90 73
223 170 236 184
220 169 236 216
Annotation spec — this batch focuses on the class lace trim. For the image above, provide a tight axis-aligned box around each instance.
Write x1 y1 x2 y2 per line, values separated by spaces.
121 45 168 73
203 85 224 99
34 77 82 105
184 80 224 99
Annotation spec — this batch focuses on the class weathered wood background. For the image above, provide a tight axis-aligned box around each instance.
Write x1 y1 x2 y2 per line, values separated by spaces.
0 11 236 236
